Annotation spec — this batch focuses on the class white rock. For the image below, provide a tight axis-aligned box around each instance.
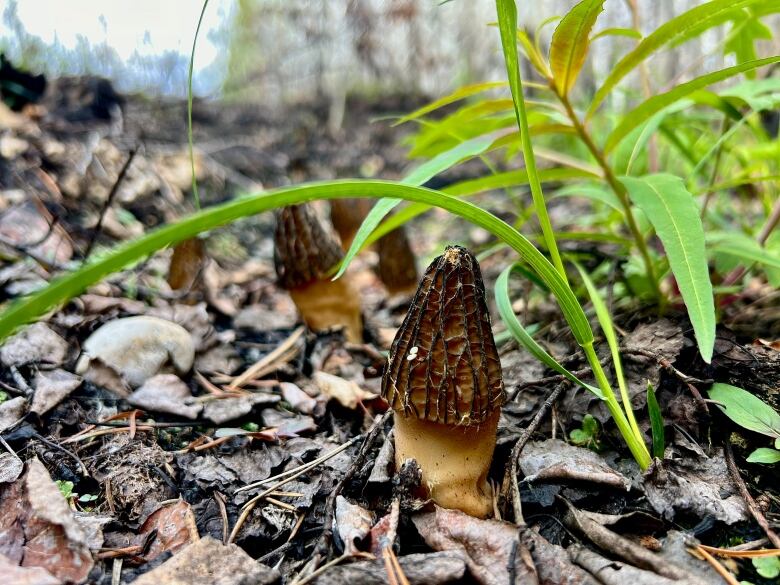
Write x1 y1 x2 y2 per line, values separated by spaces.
76 316 194 388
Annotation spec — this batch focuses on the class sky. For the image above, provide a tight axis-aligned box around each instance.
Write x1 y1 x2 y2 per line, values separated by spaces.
0 0 234 96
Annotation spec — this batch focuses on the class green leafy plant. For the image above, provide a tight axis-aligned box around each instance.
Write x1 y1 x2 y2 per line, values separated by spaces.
709 383 780 463
570 414 602 450
0 0 777 475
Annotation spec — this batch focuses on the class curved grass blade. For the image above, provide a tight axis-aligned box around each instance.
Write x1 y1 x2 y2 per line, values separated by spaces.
187 0 210 211
604 56 780 153
334 133 496 279
620 174 715 362
550 0 605 96
363 168 593 247
496 0 566 279
588 0 766 117
574 262 641 437
496 265 604 399
0 180 594 349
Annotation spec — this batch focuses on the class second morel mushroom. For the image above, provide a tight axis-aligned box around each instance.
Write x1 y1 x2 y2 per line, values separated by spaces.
382 245 505 517
274 204 363 342
377 225 418 297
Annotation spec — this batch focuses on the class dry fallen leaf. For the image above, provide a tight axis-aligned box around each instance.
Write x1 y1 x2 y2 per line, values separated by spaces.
413 506 538 585
0 458 93 583
334 496 375 556
313 371 377 410
519 439 630 490
128 374 202 419
0 322 68 367
137 500 199 562
31 369 82 415
130 535 279 585
76 316 195 388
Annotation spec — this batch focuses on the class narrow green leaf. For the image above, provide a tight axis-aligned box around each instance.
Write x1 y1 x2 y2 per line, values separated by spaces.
394 81 507 126
364 168 593 247
646 382 665 460
709 383 780 440
588 0 766 117
517 30 551 78
549 0 605 95
709 235 780 270
496 0 566 279
604 56 780 153
620 174 715 362
496 265 604 399
574 263 640 436
591 27 641 41
334 134 496 279
0 180 594 349
552 184 623 213
746 447 780 464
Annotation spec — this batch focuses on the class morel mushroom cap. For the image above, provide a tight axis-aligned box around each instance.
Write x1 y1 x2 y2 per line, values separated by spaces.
377 225 418 296
274 204 344 290
382 245 505 425
330 198 373 250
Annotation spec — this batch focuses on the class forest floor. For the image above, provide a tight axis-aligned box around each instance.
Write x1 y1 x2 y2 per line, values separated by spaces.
0 76 779 585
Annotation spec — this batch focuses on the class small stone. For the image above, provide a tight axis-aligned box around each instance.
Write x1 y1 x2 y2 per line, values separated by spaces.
76 316 194 388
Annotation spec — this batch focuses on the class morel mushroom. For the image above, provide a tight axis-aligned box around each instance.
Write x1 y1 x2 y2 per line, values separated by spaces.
330 198 373 250
274 204 363 342
382 246 505 517
377 225 418 297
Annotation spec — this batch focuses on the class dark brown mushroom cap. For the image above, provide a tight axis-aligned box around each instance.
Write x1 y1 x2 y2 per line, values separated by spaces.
330 198 373 246
274 204 345 290
377 225 418 295
381 245 505 425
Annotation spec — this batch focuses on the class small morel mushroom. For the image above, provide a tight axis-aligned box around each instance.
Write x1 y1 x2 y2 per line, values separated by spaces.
382 245 505 517
377 225 418 297
330 198 373 250
274 204 363 342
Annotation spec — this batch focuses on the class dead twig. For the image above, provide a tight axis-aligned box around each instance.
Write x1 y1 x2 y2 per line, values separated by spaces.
502 382 567 523
302 411 392 576
383 546 411 585
725 443 780 549
228 433 365 544
82 148 137 260
228 326 304 390
691 545 740 585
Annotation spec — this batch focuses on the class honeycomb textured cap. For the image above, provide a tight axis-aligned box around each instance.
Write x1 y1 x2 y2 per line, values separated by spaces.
274 204 345 289
381 245 505 425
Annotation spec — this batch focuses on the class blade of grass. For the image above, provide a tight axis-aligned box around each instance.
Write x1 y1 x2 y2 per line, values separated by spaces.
496 265 604 399
0 180 595 350
333 134 497 279
187 0 210 211
496 0 566 281
574 262 642 440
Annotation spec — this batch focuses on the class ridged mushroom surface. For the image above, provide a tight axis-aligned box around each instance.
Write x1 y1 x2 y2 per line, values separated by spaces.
382 245 505 425
274 204 344 290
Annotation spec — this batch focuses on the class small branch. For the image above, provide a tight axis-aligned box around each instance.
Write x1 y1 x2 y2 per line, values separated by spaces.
502 382 567 523
724 443 780 549
83 148 137 261
303 411 392 575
